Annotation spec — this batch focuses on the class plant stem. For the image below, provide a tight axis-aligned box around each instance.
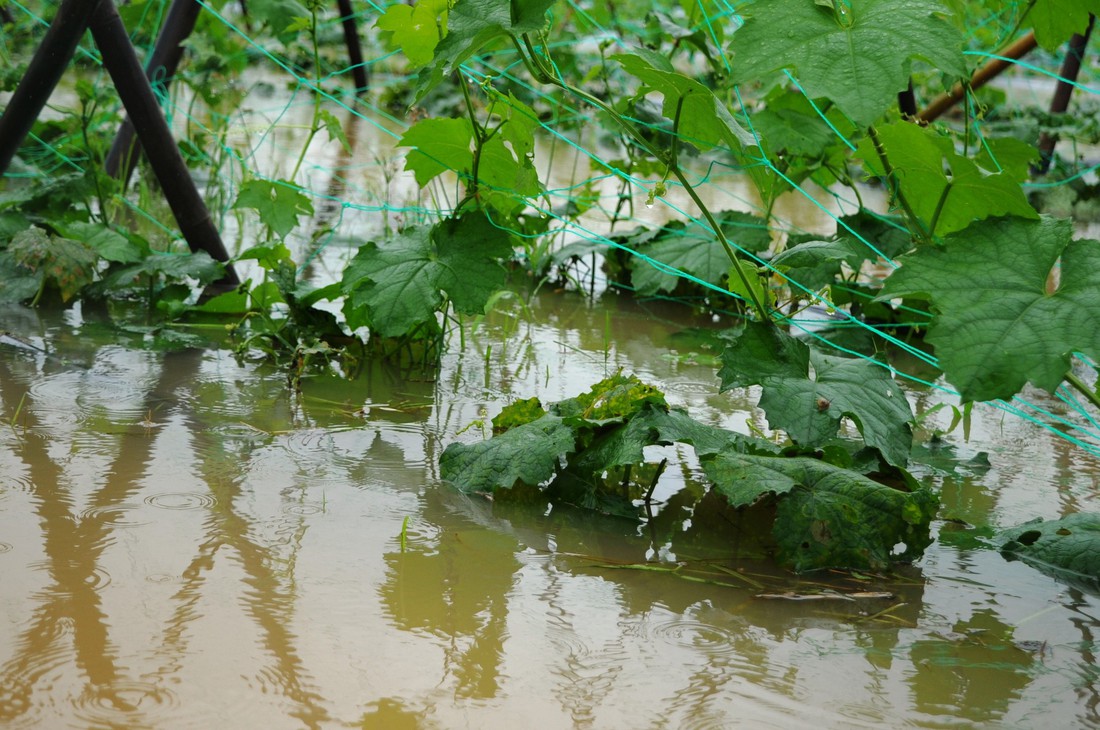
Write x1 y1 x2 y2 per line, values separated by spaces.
867 125 930 245
1065 371 1100 411
927 180 952 239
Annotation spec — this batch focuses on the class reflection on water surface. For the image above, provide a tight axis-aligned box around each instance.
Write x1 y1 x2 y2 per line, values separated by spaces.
0 293 1098 729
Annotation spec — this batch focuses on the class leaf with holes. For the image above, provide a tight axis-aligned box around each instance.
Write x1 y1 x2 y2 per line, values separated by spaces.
999 512 1100 593
728 0 966 127
878 216 1100 402
718 321 913 466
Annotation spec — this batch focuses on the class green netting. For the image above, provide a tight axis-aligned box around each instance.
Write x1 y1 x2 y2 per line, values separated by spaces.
3 0 1100 453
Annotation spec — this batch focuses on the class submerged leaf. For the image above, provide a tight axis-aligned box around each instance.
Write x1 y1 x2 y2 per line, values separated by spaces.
702 451 937 571
999 513 1100 593
440 414 575 492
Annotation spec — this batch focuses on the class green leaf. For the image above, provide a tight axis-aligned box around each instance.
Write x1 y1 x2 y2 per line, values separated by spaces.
104 251 224 288
728 0 966 127
249 0 310 40
318 109 351 154
413 0 558 102
8 226 97 302
878 216 1100 402
999 513 1100 592
630 213 771 295
1026 0 1100 51
0 253 43 303
399 103 541 209
856 122 1037 237
341 212 513 337
771 238 864 291
400 117 474 187
613 51 754 150
375 0 449 67
55 221 143 264
702 451 937 571
719 322 913 465
233 179 314 239
440 414 575 491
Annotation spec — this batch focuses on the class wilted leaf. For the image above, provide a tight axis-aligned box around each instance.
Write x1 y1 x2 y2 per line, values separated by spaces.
8 226 97 301
702 451 937 571
719 321 913 465
440 414 575 491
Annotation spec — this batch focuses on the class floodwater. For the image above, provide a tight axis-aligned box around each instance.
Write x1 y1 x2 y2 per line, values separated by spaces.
1 289 1098 730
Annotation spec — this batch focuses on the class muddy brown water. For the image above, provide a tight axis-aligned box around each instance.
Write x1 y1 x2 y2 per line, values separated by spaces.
0 290 1098 730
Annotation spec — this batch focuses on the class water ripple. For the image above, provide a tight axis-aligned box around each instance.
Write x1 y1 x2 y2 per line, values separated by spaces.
144 492 217 511
71 680 179 728
76 503 148 528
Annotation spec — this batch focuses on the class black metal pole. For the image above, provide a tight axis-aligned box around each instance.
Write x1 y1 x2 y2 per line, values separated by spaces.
336 0 369 94
898 79 917 119
105 0 203 184
1035 15 1095 175
0 0 100 174
88 0 238 286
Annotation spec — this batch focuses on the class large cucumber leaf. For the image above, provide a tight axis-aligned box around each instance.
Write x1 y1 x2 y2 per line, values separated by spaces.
1026 0 1100 51
441 415 576 492
728 0 966 127
341 212 514 337
856 122 1037 237
879 216 1100 402
999 513 1100 593
702 451 937 572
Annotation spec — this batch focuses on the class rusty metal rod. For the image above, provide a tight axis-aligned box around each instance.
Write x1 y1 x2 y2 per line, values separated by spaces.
917 31 1038 123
